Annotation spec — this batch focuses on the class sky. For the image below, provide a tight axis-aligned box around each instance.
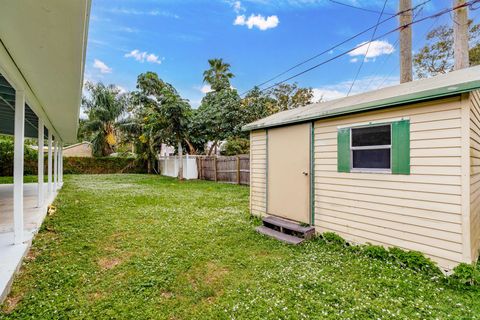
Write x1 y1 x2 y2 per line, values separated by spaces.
84 0 480 108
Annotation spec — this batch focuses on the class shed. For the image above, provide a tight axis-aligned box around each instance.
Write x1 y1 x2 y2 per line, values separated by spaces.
243 66 480 270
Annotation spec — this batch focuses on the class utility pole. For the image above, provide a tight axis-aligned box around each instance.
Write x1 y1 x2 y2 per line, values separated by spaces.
453 0 469 70
399 0 412 83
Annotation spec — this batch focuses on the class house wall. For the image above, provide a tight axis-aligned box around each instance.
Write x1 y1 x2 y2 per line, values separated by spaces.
470 90 480 262
313 97 465 269
250 130 267 217
63 143 92 157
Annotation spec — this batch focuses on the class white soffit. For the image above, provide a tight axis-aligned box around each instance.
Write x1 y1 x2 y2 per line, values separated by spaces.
0 0 91 142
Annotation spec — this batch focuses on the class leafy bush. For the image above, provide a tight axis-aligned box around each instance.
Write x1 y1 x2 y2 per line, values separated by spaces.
450 263 480 286
0 135 38 176
321 232 443 278
321 232 347 246
220 137 250 156
62 157 147 174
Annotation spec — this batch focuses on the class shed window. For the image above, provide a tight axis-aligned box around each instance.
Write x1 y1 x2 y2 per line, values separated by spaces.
351 125 391 170
337 120 410 174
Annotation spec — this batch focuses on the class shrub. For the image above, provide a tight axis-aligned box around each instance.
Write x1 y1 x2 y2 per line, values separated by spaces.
362 244 390 260
450 263 480 286
0 135 38 176
321 232 346 246
220 137 250 156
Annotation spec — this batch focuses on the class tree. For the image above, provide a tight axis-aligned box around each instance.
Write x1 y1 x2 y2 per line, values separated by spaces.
123 72 192 178
413 22 480 78
196 87 243 154
203 58 235 91
81 82 128 157
266 83 314 112
241 86 277 124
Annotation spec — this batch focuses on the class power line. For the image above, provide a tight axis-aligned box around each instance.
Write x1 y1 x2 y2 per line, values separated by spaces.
254 0 480 95
363 3 427 92
240 0 432 96
346 0 388 96
328 0 394 16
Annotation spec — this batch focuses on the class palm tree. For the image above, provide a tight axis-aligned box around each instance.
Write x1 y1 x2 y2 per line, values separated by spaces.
202 58 234 91
81 82 128 157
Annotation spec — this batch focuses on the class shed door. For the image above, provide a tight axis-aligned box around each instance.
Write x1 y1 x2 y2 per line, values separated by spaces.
267 123 310 224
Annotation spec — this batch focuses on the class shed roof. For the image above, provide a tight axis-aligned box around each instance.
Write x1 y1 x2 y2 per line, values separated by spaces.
243 65 480 131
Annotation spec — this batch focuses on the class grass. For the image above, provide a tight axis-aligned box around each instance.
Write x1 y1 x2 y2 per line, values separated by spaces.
1 174 480 319
0 176 44 184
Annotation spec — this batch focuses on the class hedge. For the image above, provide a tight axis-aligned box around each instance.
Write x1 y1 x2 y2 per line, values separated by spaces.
1 157 148 176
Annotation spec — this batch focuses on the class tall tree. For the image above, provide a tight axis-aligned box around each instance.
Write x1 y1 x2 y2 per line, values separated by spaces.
413 22 480 78
202 58 235 91
81 82 128 157
123 72 191 178
196 87 243 155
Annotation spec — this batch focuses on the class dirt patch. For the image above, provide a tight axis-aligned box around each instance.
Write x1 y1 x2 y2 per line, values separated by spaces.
2 294 22 314
204 262 229 285
89 292 104 301
97 257 122 270
161 291 173 299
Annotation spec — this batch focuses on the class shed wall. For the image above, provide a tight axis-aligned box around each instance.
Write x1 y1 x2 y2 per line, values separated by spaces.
250 130 267 216
313 97 465 269
470 90 480 262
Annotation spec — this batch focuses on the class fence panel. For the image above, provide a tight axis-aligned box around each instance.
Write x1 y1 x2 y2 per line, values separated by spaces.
197 155 249 185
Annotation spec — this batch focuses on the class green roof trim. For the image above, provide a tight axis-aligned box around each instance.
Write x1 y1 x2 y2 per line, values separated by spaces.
243 66 480 131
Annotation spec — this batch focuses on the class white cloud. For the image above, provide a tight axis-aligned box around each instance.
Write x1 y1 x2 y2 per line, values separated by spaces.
349 40 395 59
312 75 399 101
195 85 212 94
350 58 358 63
108 8 179 19
125 50 162 64
234 14 279 30
93 59 112 74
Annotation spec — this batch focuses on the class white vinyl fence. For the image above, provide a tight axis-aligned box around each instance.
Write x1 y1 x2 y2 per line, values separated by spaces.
158 155 198 180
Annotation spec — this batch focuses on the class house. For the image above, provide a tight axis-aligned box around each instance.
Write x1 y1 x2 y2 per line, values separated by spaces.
0 0 90 301
63 141 93 158
244 66 480 270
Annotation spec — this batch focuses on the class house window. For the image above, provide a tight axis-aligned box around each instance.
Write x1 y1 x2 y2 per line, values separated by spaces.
337 120 410 175
351 125 391 171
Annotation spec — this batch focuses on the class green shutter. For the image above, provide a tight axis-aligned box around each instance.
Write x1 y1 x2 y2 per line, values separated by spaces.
392 120 410 175
337 128 350 173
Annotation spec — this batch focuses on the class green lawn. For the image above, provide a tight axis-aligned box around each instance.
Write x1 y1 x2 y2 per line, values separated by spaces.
0 176 44 184
1 174 480 319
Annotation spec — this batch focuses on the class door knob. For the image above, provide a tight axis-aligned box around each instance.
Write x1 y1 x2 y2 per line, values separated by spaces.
302 171 308 176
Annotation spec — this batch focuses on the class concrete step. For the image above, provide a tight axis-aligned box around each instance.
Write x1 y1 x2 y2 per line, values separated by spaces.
256 226 304 245
262 216 315 239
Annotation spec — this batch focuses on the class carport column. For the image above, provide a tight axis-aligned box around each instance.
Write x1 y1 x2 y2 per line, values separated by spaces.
53 139 58 192
13 90 25 245
59 142 63 185
47 132 52 196
37 119 44 208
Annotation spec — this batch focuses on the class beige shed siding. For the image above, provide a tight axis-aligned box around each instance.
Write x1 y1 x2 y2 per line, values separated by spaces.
470 90 480 261
250 130 267 216
314 97 465 269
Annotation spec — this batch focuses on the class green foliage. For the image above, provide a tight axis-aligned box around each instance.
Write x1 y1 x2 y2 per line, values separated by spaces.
414 22 480 78
321 232 442 277
220 137 250 156
202 58 234 91
81 82 128 156
450 263 480 286
266 83 315 112
121 72 192 173
196 87 244 154
0 135 38 176
62 157 146 174
321 232 347 246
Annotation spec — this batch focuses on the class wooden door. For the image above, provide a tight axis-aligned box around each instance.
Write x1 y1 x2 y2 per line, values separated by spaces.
267 123 310 223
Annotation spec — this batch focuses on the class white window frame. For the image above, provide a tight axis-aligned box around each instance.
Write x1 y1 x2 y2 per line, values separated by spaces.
350 123 392 173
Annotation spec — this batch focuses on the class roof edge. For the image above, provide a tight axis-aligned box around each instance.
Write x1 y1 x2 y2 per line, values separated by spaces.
243 80 480 131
